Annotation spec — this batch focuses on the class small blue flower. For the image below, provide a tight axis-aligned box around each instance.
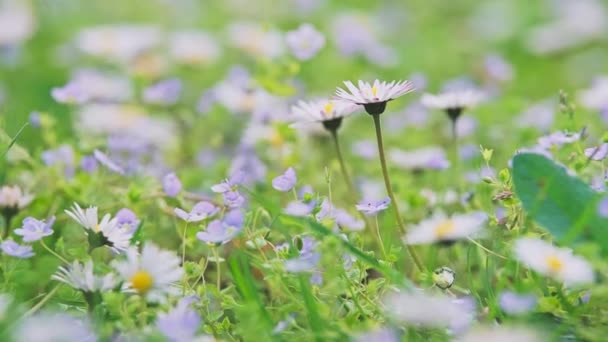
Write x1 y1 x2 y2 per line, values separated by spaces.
51 81 89 104
335 209 364 231
143 78 182 106
598 197 608 217
80 155 98 173
196 210 244 244
498 291 537 315
223 191 245 208
163 172 182 197
14 216 55 242
585 144 608 161
115 208 140 233
355 197 391 216
211 171 244 193
156 296 202 342
174 201 219 222
272 167 297 192
284 200 316 216
1 240 34 258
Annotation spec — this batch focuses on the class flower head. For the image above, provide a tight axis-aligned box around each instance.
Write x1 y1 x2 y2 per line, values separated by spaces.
389 147 450 171
285 24 325 61
383 290 474 330
513 238 594 286
115 208 140 233
421 89 485 120
335 80 415 115
223 191 245 208
163 172 182 197
52 260 116 293
584 144 608 161
404 212 487 245
211 171 244 193
356 197 390 216
143 78 182 106
156 297 206 342
65 203 134 253
498 291 537 315
174 201 219 222
14 216 55 242
272 167 297 192
112 243 183 302
14 312 96 342
51 81 90 104
196 210 244 244
1 240 34 258
0 185 33 212
290 99 359 131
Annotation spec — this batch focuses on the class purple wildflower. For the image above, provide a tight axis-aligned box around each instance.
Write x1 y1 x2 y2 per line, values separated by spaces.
80 155 98 173
584 144 608 161
356 197 391 216
272 167 297 192
42 145 75 178
1 240 34 258
498 291 537 315
285 24 325 61
93 149 125 175
284 200 316 216
196 210 244 244
156 296 202 342
598 197 608 217
174 201 219 222
310 272 323 285
223 191 245 208
162 172 182 197
14 216 55 242
51 81 89 104
143 78 182 106
29 112 41 127
211 171 244 193
115 208 140 233
335 209 365 231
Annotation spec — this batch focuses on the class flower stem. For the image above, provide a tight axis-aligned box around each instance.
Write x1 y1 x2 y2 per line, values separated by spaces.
330 129 372 229
371 114 424 272
213 246 221 290
40 239 69 264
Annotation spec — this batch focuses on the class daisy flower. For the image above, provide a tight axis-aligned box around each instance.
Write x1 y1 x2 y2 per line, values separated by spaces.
52 260 116 293
335 80 415 115
64 203 134 253
0 185 33 214
421 89 485 121
383 290 475 330
290 98 359 132
112 243 183 302
14 312 97 342
404 212 487 245
513 238 594 286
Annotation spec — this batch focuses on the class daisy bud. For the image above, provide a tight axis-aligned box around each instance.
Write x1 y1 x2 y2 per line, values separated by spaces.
433 266 455 290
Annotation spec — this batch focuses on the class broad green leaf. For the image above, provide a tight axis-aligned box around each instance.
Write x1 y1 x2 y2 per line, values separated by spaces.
512 153 608 251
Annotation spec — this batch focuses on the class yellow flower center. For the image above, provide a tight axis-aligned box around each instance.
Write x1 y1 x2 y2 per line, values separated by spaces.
130 271 153 293
94 224 101 232
269 130 284 147
371 85 378 97
323 102 334 116
546 255 563 273
435 220 455 239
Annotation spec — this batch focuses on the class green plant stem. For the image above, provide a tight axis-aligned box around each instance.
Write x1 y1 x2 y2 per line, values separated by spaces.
371 114 424 272
213 246 221 290
330 129 373 230
40 239 69 264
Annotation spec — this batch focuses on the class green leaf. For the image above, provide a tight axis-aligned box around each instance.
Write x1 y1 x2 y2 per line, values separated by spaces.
512 153 608 251
298 275 324 342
